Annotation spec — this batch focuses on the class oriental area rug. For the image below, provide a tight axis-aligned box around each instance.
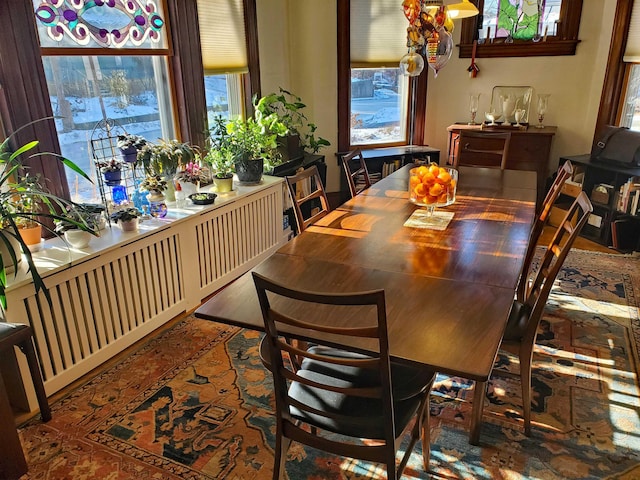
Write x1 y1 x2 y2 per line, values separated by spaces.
18 250 640 479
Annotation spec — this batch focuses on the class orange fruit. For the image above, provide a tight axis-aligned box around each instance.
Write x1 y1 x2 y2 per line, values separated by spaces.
438 193 449 203
429 183 443 197
437 169 451 184
425 195 437 204
414 183 426 197
416 166 429 179
409 175 421 189
428 164 440 176
422 171 436 185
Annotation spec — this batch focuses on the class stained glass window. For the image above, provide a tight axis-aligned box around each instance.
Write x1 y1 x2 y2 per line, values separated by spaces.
33 0 167 49
479 0 563 43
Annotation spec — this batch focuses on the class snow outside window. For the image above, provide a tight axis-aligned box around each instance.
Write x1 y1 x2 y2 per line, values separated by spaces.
41 55 176 203
350 68 409 146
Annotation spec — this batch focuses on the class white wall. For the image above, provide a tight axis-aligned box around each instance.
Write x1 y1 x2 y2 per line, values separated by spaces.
257 0 616 192
257 0 340 191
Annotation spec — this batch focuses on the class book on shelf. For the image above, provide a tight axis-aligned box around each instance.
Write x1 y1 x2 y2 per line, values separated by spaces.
631 190 640 216
616 177 640 213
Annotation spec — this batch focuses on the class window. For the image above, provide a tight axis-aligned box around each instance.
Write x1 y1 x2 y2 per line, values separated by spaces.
197 0 251 127
459 0 583 58
350 68 409 145
620 65 640 130
341 0 416 148
33 0 176 202
596 1 638 138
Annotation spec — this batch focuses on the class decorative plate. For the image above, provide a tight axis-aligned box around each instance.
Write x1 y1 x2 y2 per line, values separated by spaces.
189 193 217 205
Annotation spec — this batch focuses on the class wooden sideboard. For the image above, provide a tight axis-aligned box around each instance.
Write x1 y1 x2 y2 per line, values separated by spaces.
447 124 557 202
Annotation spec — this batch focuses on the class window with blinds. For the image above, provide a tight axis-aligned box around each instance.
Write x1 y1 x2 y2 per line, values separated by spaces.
197 0 248 126
349 0 410 146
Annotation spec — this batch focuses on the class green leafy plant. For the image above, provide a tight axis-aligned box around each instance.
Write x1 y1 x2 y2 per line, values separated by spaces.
203 116 235 179
138 139 198 176
96 158 123 173
109 207 141 223
254 88 331 153
54 204 102 234
117 134 147 150
0 118 97 309
139 174 168 193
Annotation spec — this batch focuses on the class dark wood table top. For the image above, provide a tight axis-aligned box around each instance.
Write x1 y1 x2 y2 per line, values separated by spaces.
196 165 537 382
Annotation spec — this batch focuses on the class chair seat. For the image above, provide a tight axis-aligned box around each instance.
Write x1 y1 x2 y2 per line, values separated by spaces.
0 323 30 347
289 350 433 439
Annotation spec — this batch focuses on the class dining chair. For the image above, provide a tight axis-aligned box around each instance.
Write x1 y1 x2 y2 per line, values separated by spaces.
516 160 575 302
252 272 436 479
341 149 372 198
496 191 592 435
0 323 51 422
454 130 511 169
285 165 330 234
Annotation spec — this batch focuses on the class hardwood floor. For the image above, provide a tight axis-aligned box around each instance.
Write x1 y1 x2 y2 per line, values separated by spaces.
540 225 620 254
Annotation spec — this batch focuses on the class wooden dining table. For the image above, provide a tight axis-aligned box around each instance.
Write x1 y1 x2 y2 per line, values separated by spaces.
195 164 537 445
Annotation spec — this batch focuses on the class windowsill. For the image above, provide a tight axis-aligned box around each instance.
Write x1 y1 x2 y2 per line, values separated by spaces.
458 39 580 58
6 175 284 290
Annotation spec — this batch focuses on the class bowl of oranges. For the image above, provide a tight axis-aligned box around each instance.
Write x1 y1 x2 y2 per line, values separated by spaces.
408 163 458 208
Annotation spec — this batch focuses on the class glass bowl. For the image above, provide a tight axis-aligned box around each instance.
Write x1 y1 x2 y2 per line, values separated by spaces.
408 164 458 208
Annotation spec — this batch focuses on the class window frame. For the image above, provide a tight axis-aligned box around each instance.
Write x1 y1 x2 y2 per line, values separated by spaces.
594 0 634 145
458 0 583 58
337 0 427 152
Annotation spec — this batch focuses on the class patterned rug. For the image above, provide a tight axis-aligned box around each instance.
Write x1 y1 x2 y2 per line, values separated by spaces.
18 250 640 479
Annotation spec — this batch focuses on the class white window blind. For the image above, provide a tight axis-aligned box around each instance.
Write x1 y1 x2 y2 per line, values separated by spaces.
197 0 248 74
624 0 640 62
350 0 408 67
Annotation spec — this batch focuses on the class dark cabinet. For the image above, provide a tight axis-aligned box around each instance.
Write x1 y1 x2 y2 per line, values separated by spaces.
559 154 640 252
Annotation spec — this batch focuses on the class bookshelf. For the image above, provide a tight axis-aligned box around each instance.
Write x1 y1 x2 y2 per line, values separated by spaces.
558 154 640 252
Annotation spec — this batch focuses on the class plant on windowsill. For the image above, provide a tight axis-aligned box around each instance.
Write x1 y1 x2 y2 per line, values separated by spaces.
254 88 331 158
0 118 97 309
204 116 235 192
110 207 142 232
116 133 147 163
54 204 101 249
96 158 124 186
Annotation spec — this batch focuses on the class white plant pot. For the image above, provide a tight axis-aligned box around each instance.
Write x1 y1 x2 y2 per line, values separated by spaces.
120 218 139 232
64 229 92 249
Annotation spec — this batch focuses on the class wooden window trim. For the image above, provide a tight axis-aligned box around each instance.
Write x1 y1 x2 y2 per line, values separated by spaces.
458 0 583 58
337 0 426 152
594 0 634 146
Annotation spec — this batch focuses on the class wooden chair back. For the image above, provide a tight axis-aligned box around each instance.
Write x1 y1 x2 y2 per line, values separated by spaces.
517 160 574 301
501 191 592 435
285 165 330 234
252 271 431 478
455 130 511 169
341 149 372 197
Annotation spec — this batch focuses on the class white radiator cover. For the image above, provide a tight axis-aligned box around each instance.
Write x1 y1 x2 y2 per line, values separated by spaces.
5 179 285 410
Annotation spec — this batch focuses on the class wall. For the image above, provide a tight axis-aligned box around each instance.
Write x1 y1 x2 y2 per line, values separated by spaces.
257 0 340 191
257 0 616 192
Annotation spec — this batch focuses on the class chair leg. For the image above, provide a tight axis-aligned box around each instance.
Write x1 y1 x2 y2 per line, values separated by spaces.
422 395 431 471
19 338 51 422
272 429 291 480
521 350 533 436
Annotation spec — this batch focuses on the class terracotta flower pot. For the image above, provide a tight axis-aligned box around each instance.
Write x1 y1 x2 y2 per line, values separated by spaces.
19 224 42 252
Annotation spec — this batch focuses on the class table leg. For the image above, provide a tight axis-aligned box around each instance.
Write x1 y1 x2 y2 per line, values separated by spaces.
0 372 28 479
469 380 487 445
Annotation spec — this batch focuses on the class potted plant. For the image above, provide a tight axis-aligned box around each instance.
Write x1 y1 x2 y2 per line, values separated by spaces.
174 161 209 196
204 116 235 193
224 115 284 184
110 207 142 232
54 204 101 249
254 88 331 159
139 174 168 218
96 158 123 186
116 133 147 163
137 139 198 201
0 118 97 309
